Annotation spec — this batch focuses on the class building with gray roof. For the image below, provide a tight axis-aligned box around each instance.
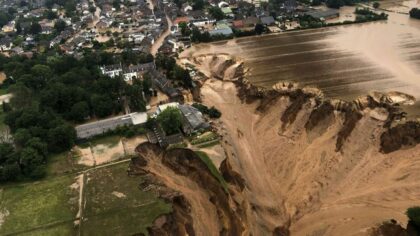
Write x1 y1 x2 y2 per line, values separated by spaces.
179 104 210 134
75 112 147 139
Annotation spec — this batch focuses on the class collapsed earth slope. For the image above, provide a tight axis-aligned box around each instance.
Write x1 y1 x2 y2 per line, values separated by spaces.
132 54 420 236
190 54 420 235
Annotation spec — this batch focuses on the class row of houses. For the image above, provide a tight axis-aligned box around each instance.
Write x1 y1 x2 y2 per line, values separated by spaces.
75 102 210 142
100 62 156 82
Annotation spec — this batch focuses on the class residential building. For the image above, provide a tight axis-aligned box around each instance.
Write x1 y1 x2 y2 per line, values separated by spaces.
75 112 148 139
179 104 210 134
100 64 123 78
0 37 13 51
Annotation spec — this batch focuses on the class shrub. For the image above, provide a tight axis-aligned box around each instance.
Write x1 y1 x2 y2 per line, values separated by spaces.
407 207 420 227
410 8 420 19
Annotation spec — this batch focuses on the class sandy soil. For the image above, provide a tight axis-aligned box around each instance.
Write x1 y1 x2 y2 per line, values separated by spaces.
76 135 148 167
123 136 148 155
199 78 420 235
140 147 221 235
199 144 226 169
77 147 95 166
0 72 6 84
177 47 420 236
92 142 125 165
70 174 84 219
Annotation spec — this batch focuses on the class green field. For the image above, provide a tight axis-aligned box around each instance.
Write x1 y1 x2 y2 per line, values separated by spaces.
195 151 228 193
0 161 172 236
0 175 79 235
190 132 219 145
46 150 86 177
0 109 8 132
81 163 172 235
78 135 121 149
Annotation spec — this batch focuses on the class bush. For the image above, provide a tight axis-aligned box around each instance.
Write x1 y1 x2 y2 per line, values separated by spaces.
192 103 222 119
407 207 420 227
410 8 420 19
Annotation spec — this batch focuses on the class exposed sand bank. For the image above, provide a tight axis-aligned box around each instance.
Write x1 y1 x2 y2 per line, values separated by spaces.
178 54 420 235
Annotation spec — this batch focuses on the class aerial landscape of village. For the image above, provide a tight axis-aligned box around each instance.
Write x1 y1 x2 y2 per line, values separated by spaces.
0 0 419 235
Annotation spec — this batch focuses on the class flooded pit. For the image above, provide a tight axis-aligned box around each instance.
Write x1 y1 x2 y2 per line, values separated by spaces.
182 2 420 117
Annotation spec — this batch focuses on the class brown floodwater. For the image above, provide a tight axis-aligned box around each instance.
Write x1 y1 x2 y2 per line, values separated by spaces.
183 3 420 117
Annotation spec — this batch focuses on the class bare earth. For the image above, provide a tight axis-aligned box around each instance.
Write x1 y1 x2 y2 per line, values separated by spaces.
0 72 6 84
199 78 420 235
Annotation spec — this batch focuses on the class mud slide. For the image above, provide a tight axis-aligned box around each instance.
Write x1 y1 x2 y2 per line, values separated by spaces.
180 54 419 235
129 143 247 235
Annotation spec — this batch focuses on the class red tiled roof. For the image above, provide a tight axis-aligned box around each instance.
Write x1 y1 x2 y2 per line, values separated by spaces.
174 16 191 25
232 20 244 28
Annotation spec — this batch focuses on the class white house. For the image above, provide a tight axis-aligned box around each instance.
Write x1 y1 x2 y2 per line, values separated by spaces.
0 38 13 51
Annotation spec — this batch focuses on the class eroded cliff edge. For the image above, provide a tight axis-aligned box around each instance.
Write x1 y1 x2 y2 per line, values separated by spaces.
131 54 420 236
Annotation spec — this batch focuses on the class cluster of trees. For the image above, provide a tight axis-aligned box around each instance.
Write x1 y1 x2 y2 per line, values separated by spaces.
2 104 76 181
192 103 222 118
156 107 182 135
0 10 14 28
173 0 208 9
410 8 420 19
354 8 388 21
0 51 154 182
325 0 369 9
155 54 193 88
407 207 420 228
208 7 226 21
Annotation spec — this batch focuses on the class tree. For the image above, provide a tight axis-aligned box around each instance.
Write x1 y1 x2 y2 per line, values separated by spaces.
26 137 48 157
13 128 32 147
91 94 115 118
64 1 77 17
326 0 345 8
47 124 76 153
45 10 57 20
373 2 380 8
407 207 420 227
157 107 182 135
0 143 20 181
113 0 121 11
255 23 265 35
209 7 225 21
311 0 322 6
20 147 44 174
192 0 205 10
89 6 96 13
70 101 90 122
0 12 11 27
29 22 42 35
178 22 190 36
409 8 420 19
126 80 146 112
54 20 66 33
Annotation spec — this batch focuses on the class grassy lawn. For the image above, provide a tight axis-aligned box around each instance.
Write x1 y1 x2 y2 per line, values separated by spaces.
195 151 228 193
190 132 219 145
0 109 8 132
0 88 8 96
0 175 79 235
167 141 188 150
18 222 77 236
78 135 121 149
82 162 172 235
197 140 220 148
46 150 87 177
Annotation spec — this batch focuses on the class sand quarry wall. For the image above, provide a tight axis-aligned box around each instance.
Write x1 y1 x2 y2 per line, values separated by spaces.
130 54 420 236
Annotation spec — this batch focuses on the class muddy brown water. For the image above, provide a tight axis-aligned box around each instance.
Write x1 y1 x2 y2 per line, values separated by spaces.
185 3 420 117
